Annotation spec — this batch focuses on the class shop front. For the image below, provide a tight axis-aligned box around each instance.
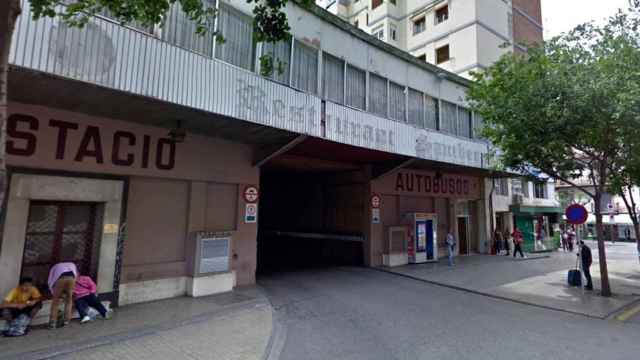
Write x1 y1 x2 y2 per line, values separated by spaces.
510 205 562 252
367 169 487 267
0 102 260 306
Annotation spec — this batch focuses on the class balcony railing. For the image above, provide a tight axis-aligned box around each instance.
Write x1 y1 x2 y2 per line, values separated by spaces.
10 0 489 169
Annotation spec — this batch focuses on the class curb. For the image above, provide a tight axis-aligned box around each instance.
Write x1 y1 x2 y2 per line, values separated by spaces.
609 298 640 322
373 267 606 320
259 286 287 360
3 297 269 360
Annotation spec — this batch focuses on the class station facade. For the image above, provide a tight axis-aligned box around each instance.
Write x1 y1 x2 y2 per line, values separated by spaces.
2 0 494 306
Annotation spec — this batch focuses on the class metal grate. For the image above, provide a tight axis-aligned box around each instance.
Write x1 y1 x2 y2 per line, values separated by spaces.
21 202 100 296
199 237 230 274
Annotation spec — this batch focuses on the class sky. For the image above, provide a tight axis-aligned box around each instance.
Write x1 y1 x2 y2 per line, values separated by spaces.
541 0 632 39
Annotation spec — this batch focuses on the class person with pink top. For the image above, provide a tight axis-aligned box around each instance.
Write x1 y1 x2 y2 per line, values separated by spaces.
74 275 112 323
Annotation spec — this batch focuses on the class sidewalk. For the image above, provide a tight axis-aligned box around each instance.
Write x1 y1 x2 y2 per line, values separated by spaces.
0 287 273 360
378 244 640 319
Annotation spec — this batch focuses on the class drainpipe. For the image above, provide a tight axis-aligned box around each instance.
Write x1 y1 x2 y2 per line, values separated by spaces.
488 174 496 254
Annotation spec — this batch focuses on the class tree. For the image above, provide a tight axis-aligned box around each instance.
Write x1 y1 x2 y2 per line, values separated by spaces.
0 0 308 241
468 2 640 297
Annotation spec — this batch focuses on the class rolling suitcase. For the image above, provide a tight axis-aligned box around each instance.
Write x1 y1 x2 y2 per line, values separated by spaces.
567 257 582 287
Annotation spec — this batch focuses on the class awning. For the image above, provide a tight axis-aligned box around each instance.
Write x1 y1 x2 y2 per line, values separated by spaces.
510 205 563 215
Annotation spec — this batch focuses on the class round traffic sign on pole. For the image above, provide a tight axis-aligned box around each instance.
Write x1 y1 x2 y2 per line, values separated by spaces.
244 186 259 203
371 194 381 209
565 204 588 225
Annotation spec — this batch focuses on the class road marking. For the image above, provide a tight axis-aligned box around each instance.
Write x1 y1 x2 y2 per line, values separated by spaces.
615 303 640 322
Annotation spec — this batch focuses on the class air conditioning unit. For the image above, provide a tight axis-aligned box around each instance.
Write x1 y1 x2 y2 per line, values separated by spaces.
383 226 408 267
185 231 235 297
187 232 231 276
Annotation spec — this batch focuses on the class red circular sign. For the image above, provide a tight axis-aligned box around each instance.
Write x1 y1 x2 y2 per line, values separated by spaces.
244 186 259 203
371 194 381 209
565 204 588 225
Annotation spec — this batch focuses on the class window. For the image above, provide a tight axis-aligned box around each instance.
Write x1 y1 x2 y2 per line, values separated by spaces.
408 89 424 128
162 1 215 56
291 40 318 94
323 53 345 104
389 25 397 41
369 73 388 117
215 5 255 71
416 54 427 62
494 178 509 196
436 45 450 64
373 28 385 40
425 95 438 130
534 182 547 199
262 40 291 84
389 82 406 122
472 113 484 139
511 179 523 195
440 100 457 133
346 65 366 110
457 107 472 138
372 0 383 10
435 5 449 24
413 17 426 35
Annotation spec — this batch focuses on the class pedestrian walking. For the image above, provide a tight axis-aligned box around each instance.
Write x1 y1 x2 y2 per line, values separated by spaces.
512 227 525 258
494 229 503 255
446 231 456 266
625 228 631 242
568 227 575 252
504 229 510 256
561 229 568 252
47 262 78 329
578 241 593 290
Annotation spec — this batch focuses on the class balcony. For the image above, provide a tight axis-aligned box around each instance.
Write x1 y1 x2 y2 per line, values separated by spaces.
10 0 489 169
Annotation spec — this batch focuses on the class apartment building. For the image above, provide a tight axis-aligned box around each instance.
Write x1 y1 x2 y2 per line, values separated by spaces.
322 0 543 78
3 0 501 306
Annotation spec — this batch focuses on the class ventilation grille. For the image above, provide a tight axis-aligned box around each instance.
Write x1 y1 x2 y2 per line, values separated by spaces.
199 237 230 274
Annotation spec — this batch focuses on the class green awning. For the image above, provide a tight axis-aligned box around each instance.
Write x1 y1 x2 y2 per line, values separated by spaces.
509 205 564 215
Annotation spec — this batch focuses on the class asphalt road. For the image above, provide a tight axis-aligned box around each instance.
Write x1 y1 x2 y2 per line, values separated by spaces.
259 266 640 360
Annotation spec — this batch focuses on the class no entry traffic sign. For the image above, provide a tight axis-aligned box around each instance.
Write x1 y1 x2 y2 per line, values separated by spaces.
244 186 259 203
371 194 381 209
565 204 588 225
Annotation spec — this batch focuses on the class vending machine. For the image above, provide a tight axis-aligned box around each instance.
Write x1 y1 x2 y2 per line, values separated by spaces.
403 213 438 263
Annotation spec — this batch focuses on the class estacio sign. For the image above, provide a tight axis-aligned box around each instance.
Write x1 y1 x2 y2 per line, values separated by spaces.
376 170 482 199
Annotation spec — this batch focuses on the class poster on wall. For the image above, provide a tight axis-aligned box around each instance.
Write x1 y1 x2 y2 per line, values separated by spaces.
245 203 257 223
372 208 380 224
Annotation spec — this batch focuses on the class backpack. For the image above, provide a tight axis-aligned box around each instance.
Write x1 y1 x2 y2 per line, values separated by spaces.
3 314 31 337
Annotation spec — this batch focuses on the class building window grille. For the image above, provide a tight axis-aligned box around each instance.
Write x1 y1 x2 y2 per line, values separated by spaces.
425 95 439 130
291 40 319 94
262 40 291 84
369 73 388 117
161 0 216 57
408 89 424 128
346 65 366 110
389 82 406 122
323 52 345 104
215 5 255 70
457 107 472 138
440 100 457 133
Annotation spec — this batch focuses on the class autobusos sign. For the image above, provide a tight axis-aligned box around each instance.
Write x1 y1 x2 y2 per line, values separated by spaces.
377 170 481 199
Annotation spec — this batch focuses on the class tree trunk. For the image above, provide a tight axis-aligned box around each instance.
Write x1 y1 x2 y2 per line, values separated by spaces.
0 0 21 243
593 191 612 296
